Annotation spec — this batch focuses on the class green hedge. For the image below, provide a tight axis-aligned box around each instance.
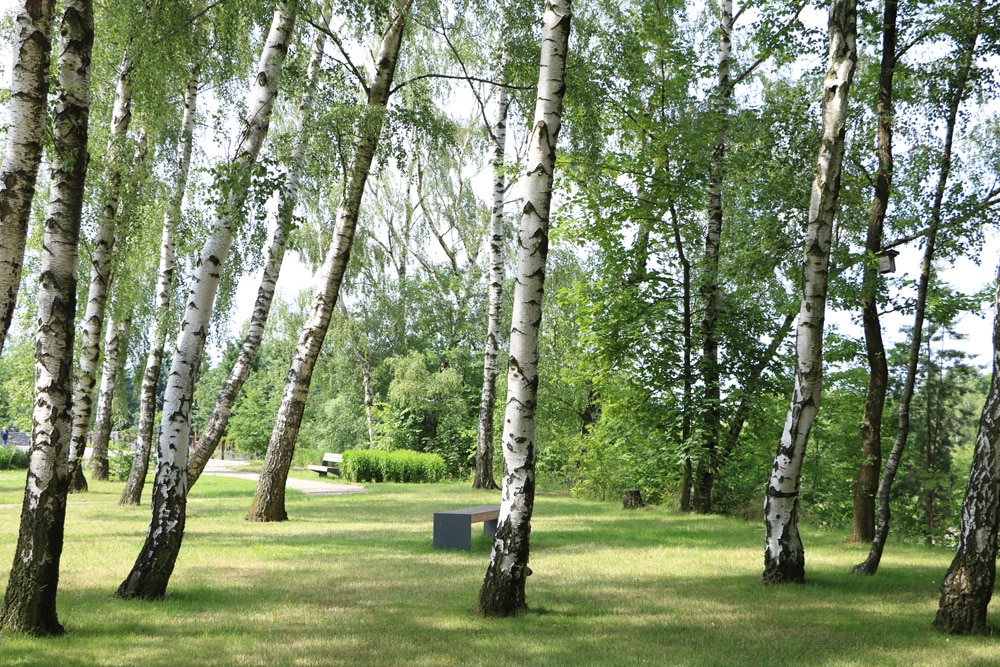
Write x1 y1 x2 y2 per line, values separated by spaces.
342 449 445 483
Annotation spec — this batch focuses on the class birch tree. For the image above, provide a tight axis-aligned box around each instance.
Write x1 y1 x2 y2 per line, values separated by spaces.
247 0 412 523
692 0 733 514
474 86 509 490
187 7 329 488
0 0 56 356
117 0 297 599
119 63 200 506
0 0 94 635
478 0 572 617
90 316 130 481
65 43 137 493
762 0 857 585
933 265 1000 635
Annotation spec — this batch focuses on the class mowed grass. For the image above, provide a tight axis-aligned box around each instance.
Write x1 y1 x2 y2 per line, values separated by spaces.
0 471 997 666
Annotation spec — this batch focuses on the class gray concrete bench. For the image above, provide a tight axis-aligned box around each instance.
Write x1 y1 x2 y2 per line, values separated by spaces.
307 452 342 477
433 505 500 550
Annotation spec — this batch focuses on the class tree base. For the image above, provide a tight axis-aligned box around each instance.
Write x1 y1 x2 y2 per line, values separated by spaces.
68 466 88 494
622 489 645 509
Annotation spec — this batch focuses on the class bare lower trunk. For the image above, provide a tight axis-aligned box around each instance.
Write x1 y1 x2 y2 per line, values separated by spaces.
247 0 411 523
67 46 136 493
848 0 896 545
479 0 571 618
854 0 981 575
0 0 55 356
120 64 199 507
355 347 377 446
117 2 297 600
474 86 509 491
763 0 857 585
693 0 732 516
187 10 328 489
0 0 92 636
933 265 1000 634
91 317 130 481
669 205 694 512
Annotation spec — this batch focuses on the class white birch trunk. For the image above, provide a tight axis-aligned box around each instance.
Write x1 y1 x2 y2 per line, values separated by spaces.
117 1 297 599
91 317 130 481
247 0 412 523
0 0 93 636
119 63 200 506
66 46 135 491
0 0 56 356
187 10 328 488
693 0 732 514
473 86 509 491
478 0 572 617
762 0 857 585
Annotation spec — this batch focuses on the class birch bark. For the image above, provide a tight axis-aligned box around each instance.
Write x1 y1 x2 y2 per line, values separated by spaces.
90 317 130 481
119 63 200 506
762 0 857 585
0 0 56 356
853 0 982 574
693 0 732 515
117 1 297 599
247 0 412 523
187 9 328 488
66 46 135 492
933 265 1000 635
478 0 572 617
474 86 509 491
0 0 93 636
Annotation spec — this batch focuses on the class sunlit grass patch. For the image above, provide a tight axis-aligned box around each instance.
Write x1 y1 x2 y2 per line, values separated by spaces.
0 473 995 665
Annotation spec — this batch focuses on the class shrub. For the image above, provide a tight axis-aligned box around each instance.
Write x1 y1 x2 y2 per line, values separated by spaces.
0 445 29 470
342 449 444 483
107 448 136 481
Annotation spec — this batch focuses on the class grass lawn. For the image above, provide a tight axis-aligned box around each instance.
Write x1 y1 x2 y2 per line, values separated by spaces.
0 470 996 666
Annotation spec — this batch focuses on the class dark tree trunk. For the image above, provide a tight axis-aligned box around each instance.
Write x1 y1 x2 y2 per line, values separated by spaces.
854 0 981 575
849 0 896 545
933 265 1000 635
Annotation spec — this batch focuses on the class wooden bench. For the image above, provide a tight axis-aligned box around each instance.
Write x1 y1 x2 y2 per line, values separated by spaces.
433 505 500 550
307 453 342 477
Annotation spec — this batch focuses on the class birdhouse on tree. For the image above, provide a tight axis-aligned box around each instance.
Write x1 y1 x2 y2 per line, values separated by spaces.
876 249 899 274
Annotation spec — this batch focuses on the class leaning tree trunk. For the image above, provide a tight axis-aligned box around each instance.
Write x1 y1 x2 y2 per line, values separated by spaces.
120 63 200 507
762 0 857 586
247 0 411 523
853 0 981 575
478 0 572 618
474 85 509 491
0 0 93 636
692 0 732 515
933 264 1000 635
67 46 135 494
90 317 130 481
849 0 897 545
187 10 328 489
117 1 297 600
667 205 694 512
0 0 55 357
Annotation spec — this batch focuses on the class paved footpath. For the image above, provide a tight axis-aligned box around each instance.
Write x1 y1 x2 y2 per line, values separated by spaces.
202 459 367 496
